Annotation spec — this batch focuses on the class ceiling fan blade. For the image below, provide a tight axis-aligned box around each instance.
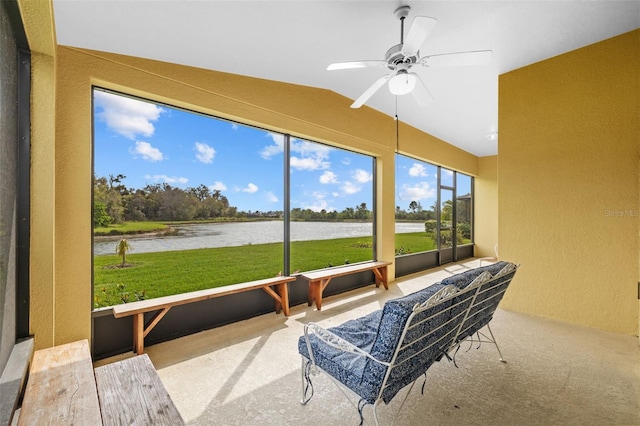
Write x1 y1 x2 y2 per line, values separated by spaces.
351 74 392 108
402 16 438 57
327 60 386 71
411 74 434 107
420 50 493 67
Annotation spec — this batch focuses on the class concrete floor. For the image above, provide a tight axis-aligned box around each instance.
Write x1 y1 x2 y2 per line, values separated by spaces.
99 259 640 425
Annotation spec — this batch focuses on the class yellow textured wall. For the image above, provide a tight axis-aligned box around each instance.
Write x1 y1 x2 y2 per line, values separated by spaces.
474 156 498 258
19 0 57 349
499 30 639 335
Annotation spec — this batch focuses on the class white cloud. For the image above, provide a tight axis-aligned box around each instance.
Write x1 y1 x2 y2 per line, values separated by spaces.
194 142 216 163
94 91 163 140
341 181 361 195
342 157 351 166
399 182 436 201
292 139 332 157
266 191 279 203
260 135 333 170
305 199 333 212
145 174 188 185
302 191 335 212
290 156 330 171
260 133 285 159
131 141 164 162
209 181 227 191
235 183 259 193
352 169 372 183
409 163 428 177
290 139 332 170
319 171 338 184
231 123 238 130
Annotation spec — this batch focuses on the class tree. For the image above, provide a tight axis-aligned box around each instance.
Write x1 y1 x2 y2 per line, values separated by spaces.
94 175 125 223
93 201 112 227
115 238 132 266
355 202 370 220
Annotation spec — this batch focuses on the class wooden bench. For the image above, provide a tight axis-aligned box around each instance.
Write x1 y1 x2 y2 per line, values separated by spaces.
301 261 392 310
17 339 183 425
113 276 296 354
95 353 184 425
18 340 102 425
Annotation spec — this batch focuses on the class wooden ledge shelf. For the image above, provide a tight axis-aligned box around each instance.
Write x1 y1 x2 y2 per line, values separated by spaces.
112 276 296 354
301 260 392 310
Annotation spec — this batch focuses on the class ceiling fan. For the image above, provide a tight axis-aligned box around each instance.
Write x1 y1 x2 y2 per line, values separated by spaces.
327 5 492 109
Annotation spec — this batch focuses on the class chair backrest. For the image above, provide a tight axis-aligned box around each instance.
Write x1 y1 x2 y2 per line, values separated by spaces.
377 284 474 403
454 263 517 341
375 262 518 404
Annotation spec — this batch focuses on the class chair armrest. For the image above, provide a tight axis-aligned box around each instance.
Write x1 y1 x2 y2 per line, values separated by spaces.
303 323 389 371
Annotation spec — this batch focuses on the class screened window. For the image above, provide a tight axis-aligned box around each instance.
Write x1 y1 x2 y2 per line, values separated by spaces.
93 89 284 308
289 138 374 272
395 154 473 258
92 89 375 308
394 155 438 255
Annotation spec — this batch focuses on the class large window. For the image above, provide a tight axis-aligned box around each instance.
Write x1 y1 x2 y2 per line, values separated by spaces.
395 154 473 261
92 89 374 308
289 138 374 272
394 155 438 255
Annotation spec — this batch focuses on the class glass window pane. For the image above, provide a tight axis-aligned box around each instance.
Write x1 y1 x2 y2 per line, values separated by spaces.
440 167 454 187
92 89 284 308
394 154 437 255
439 188 454 249
456 173 473 245
289 138 374 272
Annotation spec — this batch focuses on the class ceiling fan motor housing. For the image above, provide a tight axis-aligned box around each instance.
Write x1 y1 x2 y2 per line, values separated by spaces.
385 44 419 70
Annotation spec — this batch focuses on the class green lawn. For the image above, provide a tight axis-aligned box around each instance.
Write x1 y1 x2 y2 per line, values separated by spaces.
93 232 436 308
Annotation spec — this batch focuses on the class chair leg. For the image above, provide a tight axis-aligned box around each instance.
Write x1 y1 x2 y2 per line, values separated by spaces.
486 324 507 363
300 359 314 404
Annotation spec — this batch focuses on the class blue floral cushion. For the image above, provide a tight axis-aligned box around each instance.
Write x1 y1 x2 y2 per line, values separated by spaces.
440 261 510 289
456 266 517 340
298 283 448 404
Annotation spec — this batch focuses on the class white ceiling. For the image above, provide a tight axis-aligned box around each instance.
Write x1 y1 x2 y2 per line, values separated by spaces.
52 1 639 157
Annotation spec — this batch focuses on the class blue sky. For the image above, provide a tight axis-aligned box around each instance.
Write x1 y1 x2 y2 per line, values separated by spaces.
93 90 469 213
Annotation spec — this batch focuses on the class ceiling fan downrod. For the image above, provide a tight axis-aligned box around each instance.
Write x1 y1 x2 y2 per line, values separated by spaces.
394 5 411 45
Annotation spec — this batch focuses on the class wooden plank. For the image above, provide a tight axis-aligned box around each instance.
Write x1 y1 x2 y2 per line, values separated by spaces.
18 340 102 426
113 276 296 317
95 354 184 426
301 261 391 281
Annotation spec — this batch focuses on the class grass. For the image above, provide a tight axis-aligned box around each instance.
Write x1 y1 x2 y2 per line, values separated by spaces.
93 232 437 308
94 221 168 236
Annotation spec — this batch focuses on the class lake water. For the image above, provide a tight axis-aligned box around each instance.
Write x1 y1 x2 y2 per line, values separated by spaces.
94 221 425 255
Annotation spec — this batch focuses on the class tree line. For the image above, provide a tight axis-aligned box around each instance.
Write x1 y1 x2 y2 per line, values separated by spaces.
94 174 375 227
93 174 470 228
93 174 236 226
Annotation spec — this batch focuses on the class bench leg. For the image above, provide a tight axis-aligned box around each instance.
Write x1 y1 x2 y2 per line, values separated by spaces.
133 314 144 355
308 278 331 310
280 283 290 316
262 284 290 316
371 266 389 290
272 283 290 316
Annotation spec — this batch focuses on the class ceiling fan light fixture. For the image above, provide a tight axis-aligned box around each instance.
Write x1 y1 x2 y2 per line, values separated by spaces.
388 72 416 95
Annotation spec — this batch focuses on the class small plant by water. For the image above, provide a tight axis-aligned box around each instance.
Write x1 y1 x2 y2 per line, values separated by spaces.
115 238 133 266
